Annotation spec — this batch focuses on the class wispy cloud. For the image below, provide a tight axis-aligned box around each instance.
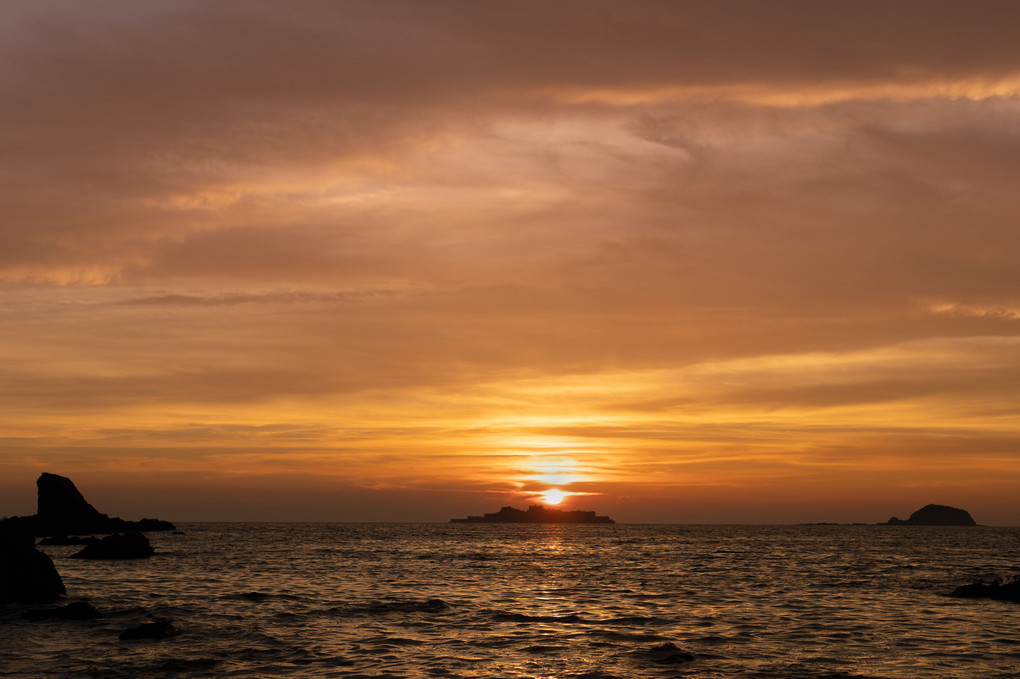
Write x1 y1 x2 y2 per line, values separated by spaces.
118 289 400 307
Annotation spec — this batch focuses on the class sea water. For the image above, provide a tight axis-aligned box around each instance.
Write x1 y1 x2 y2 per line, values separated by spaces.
1 523 1018 678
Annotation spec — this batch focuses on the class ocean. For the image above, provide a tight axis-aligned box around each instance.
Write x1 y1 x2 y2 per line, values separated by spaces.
2 523 1018 678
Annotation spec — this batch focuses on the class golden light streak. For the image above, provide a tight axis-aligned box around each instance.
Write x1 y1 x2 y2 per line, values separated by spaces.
531 75 1020 107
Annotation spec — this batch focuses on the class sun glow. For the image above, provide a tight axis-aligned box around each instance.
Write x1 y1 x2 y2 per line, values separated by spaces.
541 488 567 505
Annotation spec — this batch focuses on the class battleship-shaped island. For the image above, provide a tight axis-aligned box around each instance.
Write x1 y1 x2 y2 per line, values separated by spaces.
451 505 615 524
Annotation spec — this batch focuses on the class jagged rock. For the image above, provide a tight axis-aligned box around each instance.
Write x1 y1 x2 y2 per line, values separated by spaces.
885 504 977 526
24 601 103 620
119 619 176 640
950 577 1020 603
0 525 66 603
36 472 107 534
70 532 154 560
0 473 175 537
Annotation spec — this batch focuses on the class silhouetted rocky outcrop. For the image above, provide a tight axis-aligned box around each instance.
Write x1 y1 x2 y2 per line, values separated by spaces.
885 504 977 526
0 524 66 603
36 472 107 534
0 473 175 537
70 532 154 560
451 504 615 524
951 576 1020 603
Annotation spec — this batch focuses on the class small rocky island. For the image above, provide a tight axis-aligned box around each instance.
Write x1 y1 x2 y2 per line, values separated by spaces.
0 472 175 536
885 504 977 526
451 505 615 524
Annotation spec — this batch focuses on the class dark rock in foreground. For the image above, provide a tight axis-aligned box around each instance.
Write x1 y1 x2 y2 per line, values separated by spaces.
24 601 103 620
0 473 175 537
951 576 1020 603
0 525 66 603
70 532 154 560
885 504 977 526
119 619 176 640
452 505 615 524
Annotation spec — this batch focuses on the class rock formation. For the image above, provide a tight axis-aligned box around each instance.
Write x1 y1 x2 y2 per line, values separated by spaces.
451 504 615 524
951 577 1020 603
0 524 66 603
0 473 175 537
35 472 108 535
885 504 977 526
70 532 154 560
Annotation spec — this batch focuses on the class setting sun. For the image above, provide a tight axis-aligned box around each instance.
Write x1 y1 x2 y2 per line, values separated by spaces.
2 3 1018 676
1 1 1018 530
541 489 567 505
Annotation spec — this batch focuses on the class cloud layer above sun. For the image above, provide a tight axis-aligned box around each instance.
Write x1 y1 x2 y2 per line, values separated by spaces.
2 1 1019 523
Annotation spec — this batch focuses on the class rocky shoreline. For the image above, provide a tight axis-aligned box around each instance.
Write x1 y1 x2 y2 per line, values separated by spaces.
1 473 173 604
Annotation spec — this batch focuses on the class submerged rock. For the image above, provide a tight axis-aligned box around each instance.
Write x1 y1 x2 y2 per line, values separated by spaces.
641 642 695 665
361 598 450 614
885 504 977 526
119 619 176 640
0 525 66 604
0 473 175 537
495 611 584 623
24 601 103 620
70 532 154 560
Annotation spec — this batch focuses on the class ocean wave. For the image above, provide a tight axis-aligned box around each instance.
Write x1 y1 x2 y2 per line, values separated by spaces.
493 611 586 624
5 523 1020 678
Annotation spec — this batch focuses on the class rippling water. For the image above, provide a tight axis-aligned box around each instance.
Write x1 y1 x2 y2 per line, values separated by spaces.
2 523 1019 677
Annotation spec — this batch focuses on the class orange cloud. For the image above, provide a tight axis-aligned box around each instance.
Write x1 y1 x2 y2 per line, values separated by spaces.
2 1 1020 524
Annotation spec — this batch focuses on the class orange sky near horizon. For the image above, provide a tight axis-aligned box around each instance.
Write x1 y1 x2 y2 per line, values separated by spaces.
2 1 1019 524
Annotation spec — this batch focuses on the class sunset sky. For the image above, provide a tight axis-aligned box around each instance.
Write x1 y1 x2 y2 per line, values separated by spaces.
2 1 1019 524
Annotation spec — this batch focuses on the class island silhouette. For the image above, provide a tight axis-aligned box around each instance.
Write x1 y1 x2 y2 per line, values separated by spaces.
451 504 615 524
884 504 977 526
